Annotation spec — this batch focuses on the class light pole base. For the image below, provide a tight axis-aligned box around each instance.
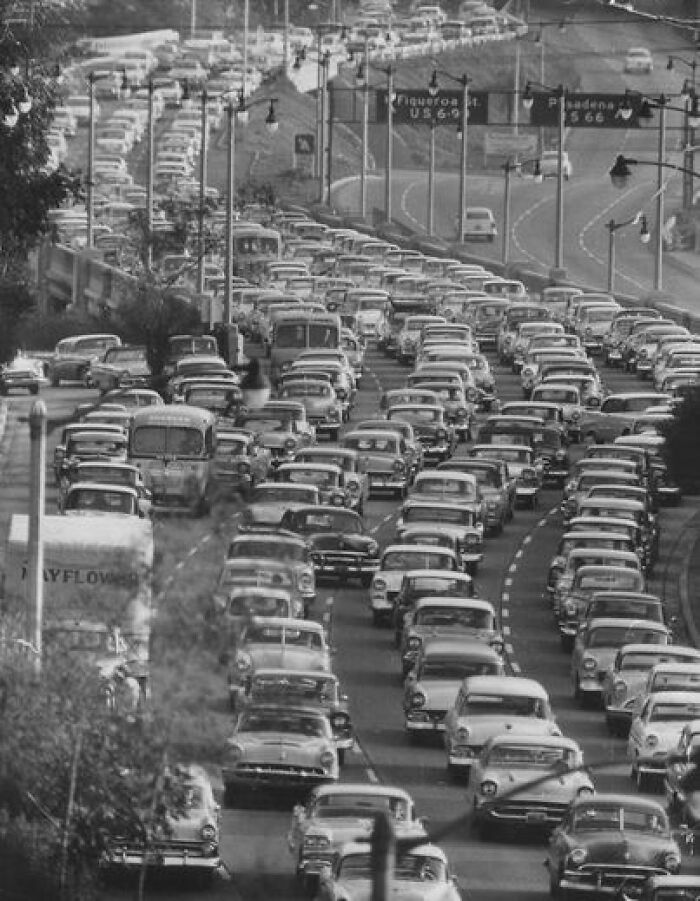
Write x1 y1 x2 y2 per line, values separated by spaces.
548 266 568 284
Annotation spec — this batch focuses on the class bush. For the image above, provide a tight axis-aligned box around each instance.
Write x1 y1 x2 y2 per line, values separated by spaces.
661 391 700 493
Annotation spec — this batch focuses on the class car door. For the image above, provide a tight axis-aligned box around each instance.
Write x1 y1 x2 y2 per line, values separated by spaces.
628 698 651 754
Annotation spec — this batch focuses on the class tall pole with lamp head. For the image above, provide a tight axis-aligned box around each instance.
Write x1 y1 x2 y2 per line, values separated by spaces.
555 84 565 273
197 88 208 296
358 37 369 219
86 72 96 249
242 0 249 99
654 98 667 292
224 98 236 328
385 65 393 223
429 69 469 242
146 78 154 270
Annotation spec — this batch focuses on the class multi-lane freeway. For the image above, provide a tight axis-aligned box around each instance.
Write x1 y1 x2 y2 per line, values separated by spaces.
1 339 698 900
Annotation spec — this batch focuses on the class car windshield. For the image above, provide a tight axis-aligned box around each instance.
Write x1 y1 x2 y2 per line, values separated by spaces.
250 675 335 704
571 804 666 833
130 426 204 457
229 540 305 562
227 593 290 617
344 435 399 454
587 626 666 648
66 438 126 456
239 711 327 736
217 437 248 456
74 466 135 486
415 478 476 499
283 468 336 487
487 744 574 768
619 653 670 672
577 572 642 591
315 793 410 820
244 625 323 649
407 577 469 597
390 408 439 424
241 417 290 433
251 485 317 504
297 511 360 533
415 608 492 629
459 694 546 717
383 551 453 571
649 702 700 722
65 488 134 513
282 383 331 398
475 448 530 463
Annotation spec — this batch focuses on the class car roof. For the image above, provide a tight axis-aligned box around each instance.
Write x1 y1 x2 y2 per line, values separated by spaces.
647 690 700 704
244 616 323 631
617 643 699 657
569 793 665 811
403 569 472 580
485 733 579 750
383 543 458 556
461 675 549 696
313 782 413 800
586 616 666 630
414 596 494 611
252 668 338 681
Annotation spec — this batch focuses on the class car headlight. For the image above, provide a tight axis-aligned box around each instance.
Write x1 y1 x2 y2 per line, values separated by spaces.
570 409 581 420
330 492 344 505
576 786 594 798
410 691 427 709
238 461 251 473
568 848 588 867
407 636 421 649
226 742 243 761
490 638 504 654
455 727 470 743
480 780 498 796
582 656 597 672
346 479 361 494
373 577 387 592
645 733 659 748
663 851 681 872
303 834 331 850
320 749 336 769
236 653 252 672
201 824 217 841
456 407 468 419
366 539 379 556
436 428 447 439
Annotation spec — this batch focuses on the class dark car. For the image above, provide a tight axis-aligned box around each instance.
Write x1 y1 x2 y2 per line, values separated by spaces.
280 505 380 587
546 794 681 898
477 415 570 486
438 458 515 535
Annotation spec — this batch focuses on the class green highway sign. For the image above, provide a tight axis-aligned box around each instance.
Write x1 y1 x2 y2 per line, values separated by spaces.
526 92 645 128
376 88 489 126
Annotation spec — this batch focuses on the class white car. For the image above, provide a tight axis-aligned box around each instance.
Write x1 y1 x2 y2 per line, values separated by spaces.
538 149 572 180
628 690 700 790
461 207 497 243
624 47 653 74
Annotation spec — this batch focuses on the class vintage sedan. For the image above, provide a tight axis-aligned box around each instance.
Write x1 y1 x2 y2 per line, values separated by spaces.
546 532 638 600
57 460 151 516
47 332 121 386
213 586 295 637
386 404 457 464
225 617 331 710
294 446 368 515
471 734 593 837
572 617 671 708
557 565 647 651
280 505 380 587
603 645 700 738
546 795 681 898
212 558 305 622
578 392 670 445
664 719 700 825
370 544 461 627
226 531 316 615
103 764 221 885
438 458 515 534
221 704 339 801
351 418 424 480
287 784 427 891
314 841 460 901
468 443 542 509
278 378 343 439
628 692 700 790
342 429 412 499
0 358 44 395
239 481 320 531
400 597 503 677
444 675 560 779
88 344 150 393
413 380 475 440
214 428 271 498
243 669 353 763
237 410 313 466
277 462 350 509
397 499 484 573
392 570 476 646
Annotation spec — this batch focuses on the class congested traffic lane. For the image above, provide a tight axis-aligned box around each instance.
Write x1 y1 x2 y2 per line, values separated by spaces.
1 345 695 901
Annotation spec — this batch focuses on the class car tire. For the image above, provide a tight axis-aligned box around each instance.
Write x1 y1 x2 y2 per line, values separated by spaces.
372 610 383 626
549 865 563 899
50 372 60 387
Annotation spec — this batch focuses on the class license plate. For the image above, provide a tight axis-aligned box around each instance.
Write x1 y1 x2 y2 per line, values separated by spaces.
525 811 547 823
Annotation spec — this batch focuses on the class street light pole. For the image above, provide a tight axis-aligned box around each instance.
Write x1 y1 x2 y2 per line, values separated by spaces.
197 89 209 296
146 78 154 270
283 0 289 74
359 37 369 219
427 120 435 236
319 52 330 203
458 76 468 243
654 100 667 292
242 0 249 99
502 161 512 265
86 73 96 249
224 100 236 327
607 220 617 294
554 85 565 273
385 65 393 223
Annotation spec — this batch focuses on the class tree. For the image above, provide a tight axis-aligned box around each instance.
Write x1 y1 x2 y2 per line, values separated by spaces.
660 390 700 494
0 643 190 900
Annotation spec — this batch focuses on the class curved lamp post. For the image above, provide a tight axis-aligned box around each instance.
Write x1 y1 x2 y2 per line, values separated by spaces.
605 212 650 292
224 93 278 325
502 157 542 264
667 54 698 207
616 91 700 291
428 68 470 242
522 81 567 275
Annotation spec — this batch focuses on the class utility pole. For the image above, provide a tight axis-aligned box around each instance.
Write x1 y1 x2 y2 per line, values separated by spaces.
27 400 46 680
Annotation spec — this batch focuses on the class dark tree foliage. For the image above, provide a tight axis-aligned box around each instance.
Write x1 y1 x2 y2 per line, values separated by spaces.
660 391 700 494
0 645 189 899
114 278 203 381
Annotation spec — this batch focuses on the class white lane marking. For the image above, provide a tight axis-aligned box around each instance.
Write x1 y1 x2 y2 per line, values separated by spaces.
503 625 511 636
502 608 509 618
504 578 512 588
502 592 510 602
508 563 517 574
366 767 380 784
201 534 211 543
175 561 185 569
511 661 522 674
522 535 532 545
187 547 198 557
515 549 523 559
